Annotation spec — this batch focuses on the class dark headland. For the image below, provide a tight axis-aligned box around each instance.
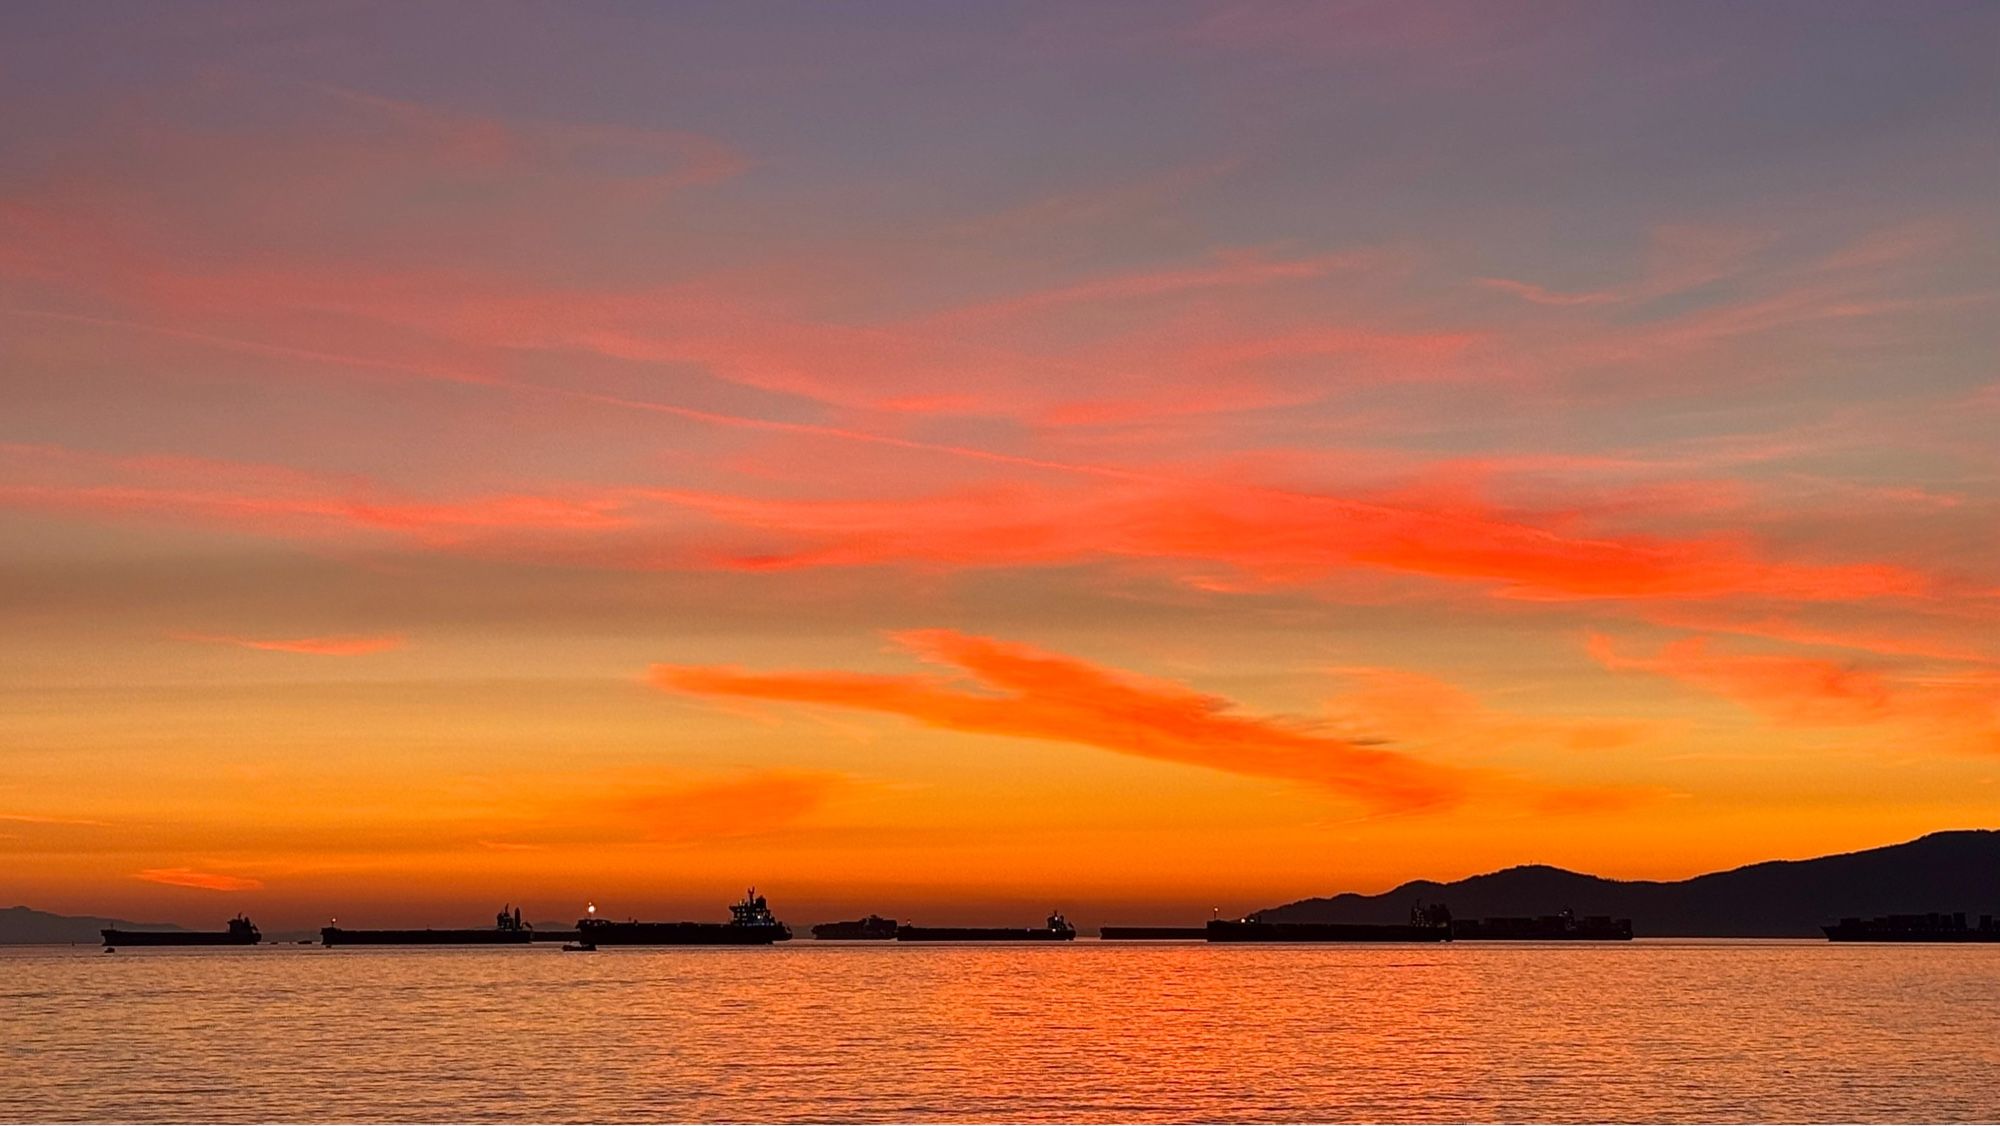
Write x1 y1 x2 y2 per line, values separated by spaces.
0 906 186 945
1254 830 2000 937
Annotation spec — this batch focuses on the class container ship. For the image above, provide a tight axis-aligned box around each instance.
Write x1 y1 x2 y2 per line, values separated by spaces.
1100 926 1209 940
576 890 793 945
1206 901 1454 943
322 906 536 947
897 911 1076 942
1206 919 1451 942
811 914 900 940
1823 912 2000 942
1452 910 1633 940
102 914 261 947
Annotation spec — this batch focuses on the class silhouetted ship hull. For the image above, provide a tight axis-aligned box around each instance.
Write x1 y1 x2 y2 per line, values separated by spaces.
1823 913 2000 942
578 921 789 945
1206 920 1449 942
897 927 1075 941
1100 926 1209 940
321 928 533 947
323 905 534 948
103 914 259 947
1452 915 1633 941
812 915 899 940
577 890 793 945
898 912 1076 942
100 929 259 947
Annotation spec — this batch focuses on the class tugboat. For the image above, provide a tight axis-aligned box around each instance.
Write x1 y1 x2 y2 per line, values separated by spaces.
811 914 900 940
896 911 1077 942
321 905 536 947
102 914 261 948
1823 912 2000 942
576 889 794 946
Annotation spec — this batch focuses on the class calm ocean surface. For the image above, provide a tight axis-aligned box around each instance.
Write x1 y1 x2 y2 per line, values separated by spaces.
2 940 1997 1123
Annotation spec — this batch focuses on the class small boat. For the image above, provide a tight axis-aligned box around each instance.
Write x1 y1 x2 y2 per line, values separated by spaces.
561 942 596 952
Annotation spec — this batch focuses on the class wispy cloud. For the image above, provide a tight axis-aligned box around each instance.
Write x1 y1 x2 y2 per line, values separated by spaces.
651 630 1640 815
1589 633 1999 754
133 867 265 892
176 632 408 656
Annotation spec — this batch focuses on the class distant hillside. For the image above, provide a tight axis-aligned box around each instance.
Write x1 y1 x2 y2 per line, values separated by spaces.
0 906 186 944
1256 830 2000 937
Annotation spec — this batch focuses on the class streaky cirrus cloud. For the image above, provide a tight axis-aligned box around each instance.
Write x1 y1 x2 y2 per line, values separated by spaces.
652 629 1460 812
649 630 1642 815
1588 634 1999 754
133 867 265 892
1325 666 1656 754
175 632 409 657
647 478 1927 604
0 441 1934 607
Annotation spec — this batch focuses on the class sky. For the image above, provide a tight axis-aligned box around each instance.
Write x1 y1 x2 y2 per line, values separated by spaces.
2 1 1997 930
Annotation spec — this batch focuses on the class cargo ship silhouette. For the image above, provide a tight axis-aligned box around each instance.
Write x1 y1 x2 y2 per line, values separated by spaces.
1100 926 1209 940
1206 902 1455 942
322 905 534 947
1823 912 2000 942
896 911 1075 941
1453 909 1633 941
811 914 900 940
576 890 793 945
102 914 260 947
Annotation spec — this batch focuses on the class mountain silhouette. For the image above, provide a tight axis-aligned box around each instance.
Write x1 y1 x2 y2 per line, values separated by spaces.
1255 830 2000 936
0 905 186 944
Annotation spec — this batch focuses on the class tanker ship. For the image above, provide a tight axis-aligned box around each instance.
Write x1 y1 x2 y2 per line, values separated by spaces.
1452 909 1633 940
1206 902 1454 943
896 911 1076 942
321 905 536 947
576 890 793 945
102 914 261 947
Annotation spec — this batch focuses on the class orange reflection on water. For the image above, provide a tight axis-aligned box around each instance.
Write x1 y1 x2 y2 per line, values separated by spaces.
3 941 1998 1122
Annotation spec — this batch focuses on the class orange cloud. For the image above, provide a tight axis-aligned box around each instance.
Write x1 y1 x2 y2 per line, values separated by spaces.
1589 634 1999 752
1326 666 1655 754
616 772 847 843
471 771 852 851
178 633 408 656
1639 608 1994 665
654 631 1469 813
1 441 1930 608
646 479 1925 603
134 867 265 892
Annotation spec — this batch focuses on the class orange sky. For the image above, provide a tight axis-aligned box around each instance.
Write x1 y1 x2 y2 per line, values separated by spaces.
2 4 1997 929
